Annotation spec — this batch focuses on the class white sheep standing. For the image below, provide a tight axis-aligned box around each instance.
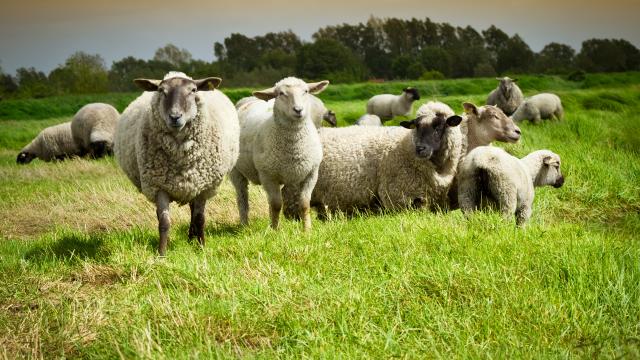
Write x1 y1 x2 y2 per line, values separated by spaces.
229 77 329 231
71 103 119 158
511 93 564 123
457 146 564 226
486 77 524 116
236 94 336 128
300 102 463 217
355 114 383 126
114 71 239 255
366 87 420 121
17 122 80 164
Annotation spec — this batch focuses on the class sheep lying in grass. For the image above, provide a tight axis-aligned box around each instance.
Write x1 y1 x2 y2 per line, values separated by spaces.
236 95 336 128
486 77 524 116
458 146 564 226
355 114 382 126
282 101 463 219
229 77 328 231
114 71 239 255
511 93 564 123
71 103 119 158
366 87 420 121
17 122 80 164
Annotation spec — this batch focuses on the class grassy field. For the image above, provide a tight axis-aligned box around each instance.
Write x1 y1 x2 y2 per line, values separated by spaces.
0 74 639 358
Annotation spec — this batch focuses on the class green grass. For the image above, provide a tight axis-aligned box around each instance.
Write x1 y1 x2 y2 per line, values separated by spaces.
1 74 639 358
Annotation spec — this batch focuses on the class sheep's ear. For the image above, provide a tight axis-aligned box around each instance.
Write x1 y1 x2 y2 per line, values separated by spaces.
463 102 479 116
253 87 277 101
133 79 162 91
308 80 330 95
495 77 502 81
543 156 553 165
446 115 463 127
400 119 416 129
194 77 222 91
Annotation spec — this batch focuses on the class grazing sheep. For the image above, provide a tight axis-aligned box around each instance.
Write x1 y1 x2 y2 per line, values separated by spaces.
114 71 239 255
511 93 564 123
458 146 564 225
486 77 524 116
229 77 329 231
236 95 337 128
70 103 119 158
366 87 421 121
17 122 80 164
355 114 383 126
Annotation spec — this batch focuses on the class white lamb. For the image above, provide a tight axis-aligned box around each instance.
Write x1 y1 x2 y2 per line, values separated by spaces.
366 87 420 121
511 93 564 123
114 71 240 255
229 77 328 231
17 122 80 164
355 114 382 126
458 146 564 226
486 77 524 116
236 95 336 128
70 103 119 158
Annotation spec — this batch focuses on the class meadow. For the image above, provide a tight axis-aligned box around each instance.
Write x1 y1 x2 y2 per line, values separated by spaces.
0 73 639 358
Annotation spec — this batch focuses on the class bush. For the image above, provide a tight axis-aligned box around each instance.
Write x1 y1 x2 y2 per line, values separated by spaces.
567 70 586 82
420 70 445 81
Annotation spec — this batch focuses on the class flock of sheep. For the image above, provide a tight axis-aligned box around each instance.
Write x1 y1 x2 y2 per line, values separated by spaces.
17 73 565 255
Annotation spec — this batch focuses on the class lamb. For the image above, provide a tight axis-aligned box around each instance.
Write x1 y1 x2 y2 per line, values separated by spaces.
366 87 421 121
283 101 464 218
70 103 119 158
17 122 80 164
355 114 382 126
511 93 564 123
486 77 524 116
457 146 564 226
229 77 328 231
236 95 337 128
114 71 240 255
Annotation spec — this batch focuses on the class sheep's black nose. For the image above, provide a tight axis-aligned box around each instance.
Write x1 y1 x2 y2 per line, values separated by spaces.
293 106 303 115
170 114 182 122
515 128 521 135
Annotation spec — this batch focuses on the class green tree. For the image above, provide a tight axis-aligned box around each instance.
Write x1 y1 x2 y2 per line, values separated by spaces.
577 39 640 72
49 52 109 94
296 38 367 82
16 67 50 98
496 35 535 74
536 42 576 73
153 44 193 67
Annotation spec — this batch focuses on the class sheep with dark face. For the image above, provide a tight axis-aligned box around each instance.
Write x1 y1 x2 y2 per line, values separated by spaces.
17 122 80 164
366 87 421 121
114 71 239 255
458 146 564 226
486 77 524 116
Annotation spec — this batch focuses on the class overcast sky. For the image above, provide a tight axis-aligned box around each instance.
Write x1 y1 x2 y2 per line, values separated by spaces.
1 0 638 74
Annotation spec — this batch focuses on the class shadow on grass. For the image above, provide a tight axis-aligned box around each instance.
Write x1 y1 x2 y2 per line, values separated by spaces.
25 233 110 263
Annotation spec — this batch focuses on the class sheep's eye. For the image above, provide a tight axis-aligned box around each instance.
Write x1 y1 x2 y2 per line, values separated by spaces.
191 88 197 93
279 92 286 97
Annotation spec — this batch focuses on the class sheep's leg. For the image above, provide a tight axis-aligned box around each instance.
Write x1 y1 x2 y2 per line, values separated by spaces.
155 191 171 256
189 196 207 247
297 168 319 232
261 177 282 230
498 190 518 224
515 204 532 227
457 175 479 217
282 184 301 221
315 203 330 221
229 169 249 225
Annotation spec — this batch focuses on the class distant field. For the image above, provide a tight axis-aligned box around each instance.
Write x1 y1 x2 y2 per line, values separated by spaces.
0 74 639 358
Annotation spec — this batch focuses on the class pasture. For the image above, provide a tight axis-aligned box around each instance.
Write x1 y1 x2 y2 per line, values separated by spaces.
0 74 639 358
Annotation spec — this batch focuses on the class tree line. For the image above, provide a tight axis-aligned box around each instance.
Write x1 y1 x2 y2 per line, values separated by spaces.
1 16 639 99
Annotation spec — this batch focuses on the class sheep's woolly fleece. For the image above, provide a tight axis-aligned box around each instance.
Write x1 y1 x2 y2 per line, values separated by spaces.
21 122 80 161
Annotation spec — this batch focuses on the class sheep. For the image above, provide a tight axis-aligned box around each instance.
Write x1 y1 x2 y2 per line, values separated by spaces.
70 103 119 158
17 122 80 164
236 95 336 128
355 114 382 126
457 146 564 226
229 77 329 231
511 93 564 123
366 87 421 121
486 77 524 116
282 101 463 219
113 71 240 255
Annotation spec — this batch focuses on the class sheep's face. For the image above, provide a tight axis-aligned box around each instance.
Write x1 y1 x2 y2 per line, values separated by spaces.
323 110 338 127
464 103 521 143
536 152 565 188
403 87 421 102
400 114 462 159
134 75 222 132
497 77 517 97
254 77 330 124
16 151 35 164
